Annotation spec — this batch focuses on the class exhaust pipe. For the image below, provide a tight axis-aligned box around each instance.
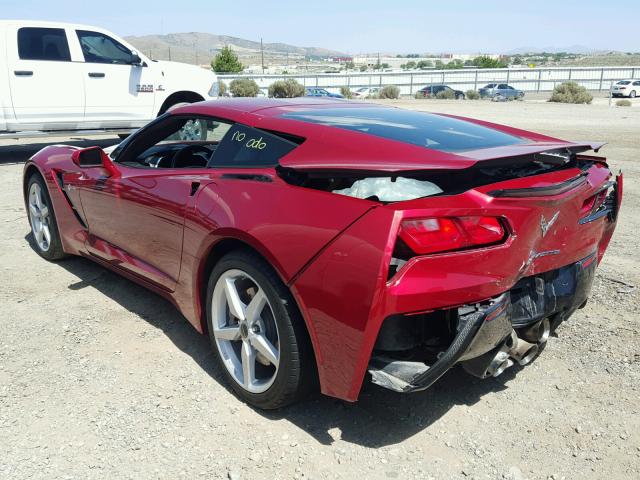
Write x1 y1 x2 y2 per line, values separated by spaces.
508 337 539 366
485 350 514 377
519 318 551 344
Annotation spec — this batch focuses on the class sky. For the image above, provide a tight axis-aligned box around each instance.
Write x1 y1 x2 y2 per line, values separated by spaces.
2 1 638 54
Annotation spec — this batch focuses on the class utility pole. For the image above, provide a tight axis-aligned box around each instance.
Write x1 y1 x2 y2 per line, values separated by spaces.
261 38 265 74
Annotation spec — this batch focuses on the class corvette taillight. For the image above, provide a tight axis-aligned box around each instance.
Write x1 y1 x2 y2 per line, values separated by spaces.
399 216 506 255
580 189 608 218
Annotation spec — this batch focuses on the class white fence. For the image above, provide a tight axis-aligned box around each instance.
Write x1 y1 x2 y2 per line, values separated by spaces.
219 66 640 96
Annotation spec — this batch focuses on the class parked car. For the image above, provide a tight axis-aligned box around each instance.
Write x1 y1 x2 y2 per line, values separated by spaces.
478 83 525 100
24 99 622 409
611 79 640 98
0 20 219 137
352 87 380 98
416 84 465 99
305 87 343 98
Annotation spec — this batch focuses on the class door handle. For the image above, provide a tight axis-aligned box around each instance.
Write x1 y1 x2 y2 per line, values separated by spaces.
88 72 105 78
14 70 33 76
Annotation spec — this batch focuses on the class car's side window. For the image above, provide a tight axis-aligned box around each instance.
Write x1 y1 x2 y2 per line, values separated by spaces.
498 84 508 89
210 124 301 168
76 30 134 64
17 27 71 62
115 116 233 169
634 81 640 86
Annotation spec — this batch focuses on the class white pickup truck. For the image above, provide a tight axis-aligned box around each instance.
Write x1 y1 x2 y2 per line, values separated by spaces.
0 20 219 137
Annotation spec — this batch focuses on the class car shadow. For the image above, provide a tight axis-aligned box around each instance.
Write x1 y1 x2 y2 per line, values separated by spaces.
28 235 520 448
0 137 120 165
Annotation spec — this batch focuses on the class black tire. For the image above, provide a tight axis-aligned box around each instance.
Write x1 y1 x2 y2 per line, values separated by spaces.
206 249 316 409
26 173 66 261
630 91 636 98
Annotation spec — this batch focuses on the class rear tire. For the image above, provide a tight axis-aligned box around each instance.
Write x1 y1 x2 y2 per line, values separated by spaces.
206 249 315 409
630 91 636 98
26 173 65 261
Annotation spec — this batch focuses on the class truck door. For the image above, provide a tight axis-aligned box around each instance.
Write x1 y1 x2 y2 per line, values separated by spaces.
74 29 157 127
6 26 84 127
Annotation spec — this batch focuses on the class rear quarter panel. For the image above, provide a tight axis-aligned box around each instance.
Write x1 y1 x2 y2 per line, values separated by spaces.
174 173 376 333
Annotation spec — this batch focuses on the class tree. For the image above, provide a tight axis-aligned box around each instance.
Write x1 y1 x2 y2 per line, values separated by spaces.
405 61 417 70
472 55 507 68
381 62 390 69
443 59 464 69
211 46 243 73
359 65 368 72
416 60 433 69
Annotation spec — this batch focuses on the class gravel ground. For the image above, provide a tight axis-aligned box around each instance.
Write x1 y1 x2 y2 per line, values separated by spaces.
1 99 639 480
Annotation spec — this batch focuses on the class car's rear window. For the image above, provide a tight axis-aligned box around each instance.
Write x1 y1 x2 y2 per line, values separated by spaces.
210 124 300 167
617 81 631 85
281 107 525 152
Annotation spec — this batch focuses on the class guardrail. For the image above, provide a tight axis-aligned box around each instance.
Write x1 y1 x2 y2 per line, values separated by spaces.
219 66 640 95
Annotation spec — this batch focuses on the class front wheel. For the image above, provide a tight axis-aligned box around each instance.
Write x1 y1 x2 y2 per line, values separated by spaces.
630 91 637 98
26 174 65 261
206 250 315 409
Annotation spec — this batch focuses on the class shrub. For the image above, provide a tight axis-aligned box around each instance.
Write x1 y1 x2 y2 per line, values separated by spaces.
616 99 632 107
268 79 305 98
211 46 243 73
378 85 400 99
414 91 426 99
436 89 456 99
340 86 353 99
549 82 593 104
229 78 260 97
466 89 480 100
218 81 227 97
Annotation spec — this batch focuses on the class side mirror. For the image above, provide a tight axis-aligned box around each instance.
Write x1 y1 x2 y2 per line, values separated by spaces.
71 147 120 177
130 50 143 66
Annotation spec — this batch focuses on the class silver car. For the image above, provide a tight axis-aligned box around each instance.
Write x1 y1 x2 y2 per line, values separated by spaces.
478 83 525 100
611 79 640 98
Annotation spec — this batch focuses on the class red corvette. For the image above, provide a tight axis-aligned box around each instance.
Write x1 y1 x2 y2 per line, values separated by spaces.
23 98 622 409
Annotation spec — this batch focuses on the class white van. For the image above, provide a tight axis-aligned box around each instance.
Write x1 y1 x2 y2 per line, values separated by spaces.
0 20 219 136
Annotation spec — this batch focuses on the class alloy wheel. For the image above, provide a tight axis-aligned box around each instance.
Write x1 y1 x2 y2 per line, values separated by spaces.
28 182 51 252
211 269 280 393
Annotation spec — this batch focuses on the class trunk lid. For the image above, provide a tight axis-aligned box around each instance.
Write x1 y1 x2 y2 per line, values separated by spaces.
278 141 605 172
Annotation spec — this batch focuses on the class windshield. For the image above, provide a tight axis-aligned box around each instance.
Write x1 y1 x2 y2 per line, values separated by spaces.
282 107 525 153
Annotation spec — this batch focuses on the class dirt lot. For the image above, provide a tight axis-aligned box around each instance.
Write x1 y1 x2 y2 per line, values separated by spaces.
1 99 639 480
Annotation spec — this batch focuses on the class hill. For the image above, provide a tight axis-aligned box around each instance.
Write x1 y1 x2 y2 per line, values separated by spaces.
124 32 345 66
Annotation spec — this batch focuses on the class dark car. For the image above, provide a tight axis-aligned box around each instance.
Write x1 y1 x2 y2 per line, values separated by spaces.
305 87 344 98
478 83 525 100
416 84 465 99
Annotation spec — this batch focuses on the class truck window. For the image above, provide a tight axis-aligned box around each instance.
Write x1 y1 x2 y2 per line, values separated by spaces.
18 27 71 62
76 30 134 64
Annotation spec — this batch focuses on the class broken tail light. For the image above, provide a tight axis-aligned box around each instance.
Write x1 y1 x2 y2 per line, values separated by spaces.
399 216 507 255
579 189 609 219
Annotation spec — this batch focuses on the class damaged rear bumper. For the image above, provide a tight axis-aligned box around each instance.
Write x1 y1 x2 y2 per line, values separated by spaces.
368 253 598 393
